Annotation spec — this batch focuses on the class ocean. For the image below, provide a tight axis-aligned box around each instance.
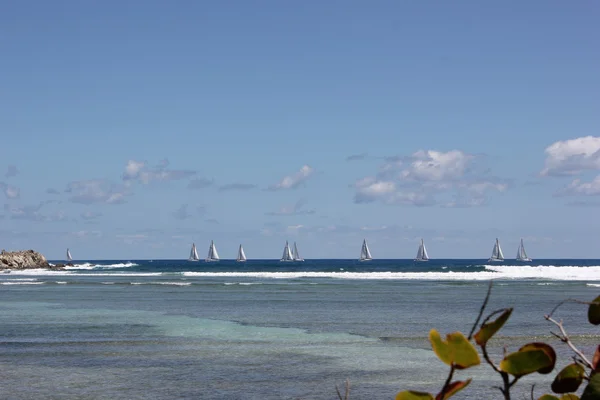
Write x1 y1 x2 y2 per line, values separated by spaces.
1 259 599 399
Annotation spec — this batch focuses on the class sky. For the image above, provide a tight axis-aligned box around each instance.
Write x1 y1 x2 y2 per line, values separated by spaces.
1 1 599 260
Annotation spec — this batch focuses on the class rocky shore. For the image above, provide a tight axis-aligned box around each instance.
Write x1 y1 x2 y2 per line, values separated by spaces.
0 249 65 271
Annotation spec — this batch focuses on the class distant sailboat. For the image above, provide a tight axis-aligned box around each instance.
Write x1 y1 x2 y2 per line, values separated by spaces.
66 248 73 263
292 242 304 262
359 239 373 262
188 243 200 262
414 238 429 262
280 241 294 262
205 240 220 262
236 244 247 262
488 238 504 262
516 238 532 262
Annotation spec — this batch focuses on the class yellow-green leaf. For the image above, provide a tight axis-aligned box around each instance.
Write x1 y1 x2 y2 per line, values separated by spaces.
539 396 578 400
588 295 600 325
396 391 435 400
500 342 556 377
429 329 480 369
474 308 513 346
435 379 471 400
560 395 580 400
551 363 586 393
581 373 600 400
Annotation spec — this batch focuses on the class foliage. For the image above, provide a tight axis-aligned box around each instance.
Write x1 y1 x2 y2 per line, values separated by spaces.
391 282 600 400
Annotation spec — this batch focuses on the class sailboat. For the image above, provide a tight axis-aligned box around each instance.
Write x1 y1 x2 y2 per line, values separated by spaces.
292 242 304 262
188 243 200 261
488 238 504 262
414 238 429 262
359 239 373 262
205 240 220 262
516 238 532 262
236 244 247 262
66 248 73 263
280 241 294 262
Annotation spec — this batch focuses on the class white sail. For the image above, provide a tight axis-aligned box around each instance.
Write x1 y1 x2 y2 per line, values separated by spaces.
280 241 294 262
360 239 372 261
66 248 73 262
293 242 304 261
414 239 429 261
516 238 532 262
188 243 199 261
488 238 504 262
237 244 247 262
206 240 220 262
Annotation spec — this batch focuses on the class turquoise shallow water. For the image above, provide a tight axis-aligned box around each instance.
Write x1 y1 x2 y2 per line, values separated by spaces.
1 259 599 399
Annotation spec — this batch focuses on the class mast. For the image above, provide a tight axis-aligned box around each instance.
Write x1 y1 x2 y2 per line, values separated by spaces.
206 240 220 262
189 243 199 261
293 242 304 261
516 238 531 261
415 239 429 261
360 239 372 261
237 244 247 262
281 241 293 262
489 238 504 261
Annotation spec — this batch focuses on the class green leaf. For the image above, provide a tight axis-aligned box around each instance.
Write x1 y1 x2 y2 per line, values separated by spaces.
551 363 586 393
474 308 513 346
538 396 560 400
435 379 471 400
581 373 600 400
429 329 481 369
588 295 600 325
396 391 435 400
500 342 556 377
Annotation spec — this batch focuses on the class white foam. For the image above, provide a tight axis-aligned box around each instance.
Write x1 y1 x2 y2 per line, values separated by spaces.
2 278 38 281
65 262 138 270
587 283 600 287
130 281 191 286
6 269 161 277
1 281 45 285
182 265 600 281
484 265 600 281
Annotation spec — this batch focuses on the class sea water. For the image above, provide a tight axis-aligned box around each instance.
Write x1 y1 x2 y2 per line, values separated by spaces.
1 259 599 399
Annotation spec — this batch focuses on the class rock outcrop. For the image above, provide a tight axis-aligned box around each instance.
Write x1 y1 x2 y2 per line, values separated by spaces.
0 249 64 270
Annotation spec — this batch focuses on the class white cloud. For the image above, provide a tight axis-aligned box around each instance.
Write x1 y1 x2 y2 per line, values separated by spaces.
557 175 600 196
346 153 368 161
269 165 314 190
123 159 196 185
219 183 257 191
266 199 316 216
3 202 67 222
172 204 206 220
397 150 473 181
541 136 600 176
0 182 20 199
81 211 103 220
353 150 506 207
65 179 129 205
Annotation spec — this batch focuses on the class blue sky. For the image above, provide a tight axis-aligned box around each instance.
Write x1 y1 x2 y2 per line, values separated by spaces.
1 1 599 259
